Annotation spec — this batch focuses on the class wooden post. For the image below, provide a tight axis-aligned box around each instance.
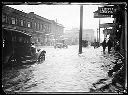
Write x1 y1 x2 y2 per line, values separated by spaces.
79 5 83 54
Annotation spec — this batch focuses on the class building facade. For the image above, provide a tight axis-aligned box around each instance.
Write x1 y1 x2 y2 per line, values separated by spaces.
102 4 127 58
28 12 52 46
64 28 95 45
50 20 64 45
2 5 64 46
82 29 95 42
2 5 34 36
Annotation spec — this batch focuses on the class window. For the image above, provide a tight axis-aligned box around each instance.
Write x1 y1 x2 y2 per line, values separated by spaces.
2 15 8 23
35 23 37 29
41 24 44 30
11 17 15 24
12 36 16 42
19 37 23 42
27 21 31 27
21 19 24 26
44 24 46 31
37 23 40 30
15 18 18 25
47 25 49 32
2 14 7 23
24 38 26 43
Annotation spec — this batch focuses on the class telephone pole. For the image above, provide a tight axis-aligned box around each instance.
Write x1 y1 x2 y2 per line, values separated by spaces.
97 28 98 42
99 18 100 44
79 5 83 54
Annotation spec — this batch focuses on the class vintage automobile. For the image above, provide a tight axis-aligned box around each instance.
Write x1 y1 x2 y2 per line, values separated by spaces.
54 43 68 49
82 40 88 47
2 28 44 68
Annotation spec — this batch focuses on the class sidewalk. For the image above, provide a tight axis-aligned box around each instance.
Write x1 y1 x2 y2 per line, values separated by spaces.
87 46 126 93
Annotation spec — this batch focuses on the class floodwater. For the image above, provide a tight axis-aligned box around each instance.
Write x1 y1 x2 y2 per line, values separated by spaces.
2 45 113 93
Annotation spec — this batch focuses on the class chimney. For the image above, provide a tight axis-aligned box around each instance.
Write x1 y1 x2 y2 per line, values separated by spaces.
29 12 34 14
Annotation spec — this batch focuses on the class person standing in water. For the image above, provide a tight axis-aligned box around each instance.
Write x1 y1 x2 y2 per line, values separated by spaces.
101 38 107 54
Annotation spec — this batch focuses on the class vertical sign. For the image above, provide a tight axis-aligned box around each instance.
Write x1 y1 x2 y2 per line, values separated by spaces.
79 5 83 54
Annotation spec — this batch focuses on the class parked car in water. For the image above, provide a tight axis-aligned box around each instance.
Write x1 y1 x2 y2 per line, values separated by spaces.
2 28 45 68
54 43 68 49
82 40 88 47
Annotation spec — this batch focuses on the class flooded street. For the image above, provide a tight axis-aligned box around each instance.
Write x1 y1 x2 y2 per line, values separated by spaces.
2 45 118 93
2 3 126 94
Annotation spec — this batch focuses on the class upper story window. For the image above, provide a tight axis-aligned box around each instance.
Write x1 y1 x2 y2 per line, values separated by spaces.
2 14 7 23
15 18 18 25
19 37 23 42
37 23 40 30
35 23 37 29
27 21 31 27
41 24 44 30
43 24 46 31
47 25 49 32
11 17 15 24
20 19 24 26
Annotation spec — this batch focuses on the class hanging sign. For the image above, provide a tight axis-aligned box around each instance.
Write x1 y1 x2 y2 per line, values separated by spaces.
93 10 111 18
100 23 116 28
98 6 115 15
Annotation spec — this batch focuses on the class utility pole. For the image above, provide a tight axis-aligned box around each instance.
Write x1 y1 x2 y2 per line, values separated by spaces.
124 5 127 89
99 18 100 44
97 28 98 42
79 5 83 54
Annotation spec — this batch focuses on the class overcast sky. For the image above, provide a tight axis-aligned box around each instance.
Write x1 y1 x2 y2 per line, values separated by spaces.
7 4 114 41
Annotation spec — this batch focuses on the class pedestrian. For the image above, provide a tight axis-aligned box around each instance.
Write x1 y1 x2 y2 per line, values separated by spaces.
107 38 113 53
93 42 96 49
101 39 107 54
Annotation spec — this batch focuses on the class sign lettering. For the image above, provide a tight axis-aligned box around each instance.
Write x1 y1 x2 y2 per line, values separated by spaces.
98 6 115 15
100 23 115 28
93 10 111 18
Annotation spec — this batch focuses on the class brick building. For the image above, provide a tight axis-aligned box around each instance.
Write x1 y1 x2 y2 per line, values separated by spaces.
2 5 64 46
2 5 34 35
28 12 52 46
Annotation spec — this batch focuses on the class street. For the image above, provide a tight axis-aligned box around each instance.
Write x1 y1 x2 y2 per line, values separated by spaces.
2 45 117 93
2 4 126 94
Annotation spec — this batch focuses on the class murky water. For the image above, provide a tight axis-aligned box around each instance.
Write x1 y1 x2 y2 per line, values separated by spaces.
2 46 115 93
